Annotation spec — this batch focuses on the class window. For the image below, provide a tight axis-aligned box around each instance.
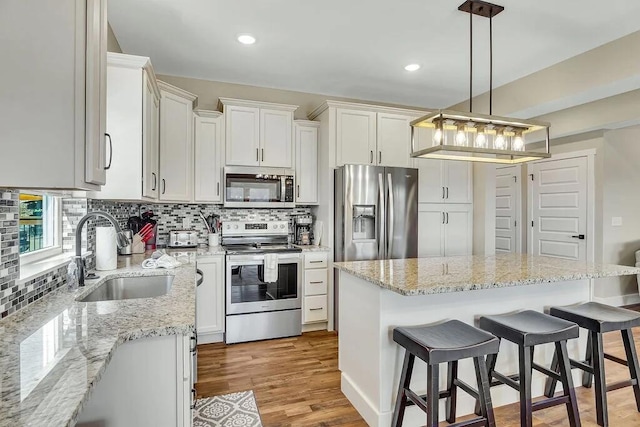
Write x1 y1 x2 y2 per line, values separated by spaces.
19 193 62 263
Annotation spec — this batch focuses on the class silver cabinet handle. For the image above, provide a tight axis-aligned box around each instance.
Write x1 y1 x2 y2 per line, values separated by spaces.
191 388 197 409
256 148 259 162
104 133 113 170
309 281 324 284
162 179 166 194
309 307 324 311
446 212 449 224
378 151 382 164
446 187 449 199
442 187 445 199
309 260 323 264
261 148 264 162
370 150 374 164
442 212 445 224
297 185 300 198
217 182 220 196
151 172 156 191
196 269 204 287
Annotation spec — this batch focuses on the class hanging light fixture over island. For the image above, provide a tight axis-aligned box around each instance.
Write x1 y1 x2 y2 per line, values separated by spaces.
411 0 551 164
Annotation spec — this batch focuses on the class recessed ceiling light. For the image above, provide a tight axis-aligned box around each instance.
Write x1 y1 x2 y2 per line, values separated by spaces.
237 34 256 45
404 64 421 72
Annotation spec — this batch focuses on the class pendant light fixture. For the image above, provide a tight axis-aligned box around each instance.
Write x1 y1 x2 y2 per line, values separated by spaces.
410 0 551 164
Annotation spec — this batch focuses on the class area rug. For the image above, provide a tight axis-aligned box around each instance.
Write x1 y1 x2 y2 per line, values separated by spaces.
193 390 263 427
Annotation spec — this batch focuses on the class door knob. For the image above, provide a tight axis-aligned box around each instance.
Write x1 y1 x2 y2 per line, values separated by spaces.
571 234 585 240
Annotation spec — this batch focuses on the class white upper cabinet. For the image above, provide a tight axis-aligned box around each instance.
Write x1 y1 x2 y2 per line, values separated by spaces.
158 81 197 202
295 121 320 205
376 113 412 168
224 105 260 166
417 159 472 203
220 98 297 169
336 109 377 166
0 0 108 190
194 111 225 203
90 53 160 201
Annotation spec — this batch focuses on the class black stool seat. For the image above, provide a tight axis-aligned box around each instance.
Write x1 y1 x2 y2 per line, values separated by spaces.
480 310 579 346
392 320 499 427
394 319 500 364
550 302 640 333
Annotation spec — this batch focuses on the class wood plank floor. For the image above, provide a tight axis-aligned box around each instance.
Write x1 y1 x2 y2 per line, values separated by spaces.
196 328 640 426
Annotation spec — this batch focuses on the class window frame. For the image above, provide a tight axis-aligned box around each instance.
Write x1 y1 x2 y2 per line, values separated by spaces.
19 192 63 265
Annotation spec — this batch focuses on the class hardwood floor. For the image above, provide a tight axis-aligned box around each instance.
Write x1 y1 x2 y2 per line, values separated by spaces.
196 328 640 426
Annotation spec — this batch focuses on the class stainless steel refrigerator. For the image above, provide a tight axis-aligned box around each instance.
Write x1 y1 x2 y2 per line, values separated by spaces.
334 165 418 327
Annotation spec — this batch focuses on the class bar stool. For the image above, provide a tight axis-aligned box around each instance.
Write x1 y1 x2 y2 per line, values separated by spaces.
477 310 581 427
392 319 499 427
544 302 640 426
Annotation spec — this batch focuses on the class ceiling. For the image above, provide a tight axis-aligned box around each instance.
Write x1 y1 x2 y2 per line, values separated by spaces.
109 0 640 109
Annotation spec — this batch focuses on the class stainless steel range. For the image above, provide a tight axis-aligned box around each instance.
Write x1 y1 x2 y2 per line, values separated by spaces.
222 220 302 344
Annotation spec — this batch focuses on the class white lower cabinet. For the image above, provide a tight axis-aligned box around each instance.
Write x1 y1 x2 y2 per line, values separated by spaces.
76 334 193 427
196 256 225 343
418 204 473 257
302 252 329 324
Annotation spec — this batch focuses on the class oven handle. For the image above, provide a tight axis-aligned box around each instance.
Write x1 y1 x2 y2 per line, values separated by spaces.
227 254 302 263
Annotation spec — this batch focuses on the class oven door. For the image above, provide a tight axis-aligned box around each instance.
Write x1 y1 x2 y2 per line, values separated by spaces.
226 253 302 315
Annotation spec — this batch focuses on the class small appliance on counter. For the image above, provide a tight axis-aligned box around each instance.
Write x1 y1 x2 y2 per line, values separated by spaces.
168 230 198 248
292 214 314 246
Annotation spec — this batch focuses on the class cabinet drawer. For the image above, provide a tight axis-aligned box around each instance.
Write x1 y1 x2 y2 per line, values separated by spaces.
304 269 328 296
304 295 328 323
304 253 328 269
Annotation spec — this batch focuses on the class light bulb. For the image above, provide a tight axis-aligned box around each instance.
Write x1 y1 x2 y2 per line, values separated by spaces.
433 128 443 145
512 134 525 151
455 128 467 146
475 129 487 148
494 133 506 150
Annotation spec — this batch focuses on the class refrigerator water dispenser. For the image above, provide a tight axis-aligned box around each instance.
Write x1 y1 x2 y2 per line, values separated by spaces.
352 205 376 240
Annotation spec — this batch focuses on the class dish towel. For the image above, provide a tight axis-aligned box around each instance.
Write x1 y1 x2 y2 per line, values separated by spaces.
263 254 278 283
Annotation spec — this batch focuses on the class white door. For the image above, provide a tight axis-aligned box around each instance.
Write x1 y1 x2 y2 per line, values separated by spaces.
529 156 588 261
260 109 293 168
444 161 473 203
376 113 411 167
159 91 193 201
295 124 318 204
418 204 445 257
194 113 223 203
495 166 520 253
444 204 473 256
225 105 260 166
142 73 159 200
336 108 377 166
417 159 445 203
197 257 225 342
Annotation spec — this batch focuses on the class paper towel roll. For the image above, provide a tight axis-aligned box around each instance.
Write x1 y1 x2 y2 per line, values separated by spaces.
96 226 117 271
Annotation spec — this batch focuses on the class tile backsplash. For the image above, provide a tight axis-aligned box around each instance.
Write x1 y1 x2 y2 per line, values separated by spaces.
0 190 20 318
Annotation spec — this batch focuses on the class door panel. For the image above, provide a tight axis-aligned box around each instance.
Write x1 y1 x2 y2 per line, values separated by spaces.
194 114 223 202
444 205 473 256
530 157 587 261
225 106 260 166
159 91 192 201
336 109 376 166
295 125 318 204
385 168 418 259
495 166 519 253
417 159 444 203
260 109 293 168
418 204 445 257
376 113 411 168
444 160 472 203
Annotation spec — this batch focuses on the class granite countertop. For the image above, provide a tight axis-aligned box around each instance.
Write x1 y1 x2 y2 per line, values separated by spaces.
334 254 640 296
0 252 197 427
294 244 331 252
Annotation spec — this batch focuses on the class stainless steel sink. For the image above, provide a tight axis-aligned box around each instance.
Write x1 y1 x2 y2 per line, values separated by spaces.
79 275 174 302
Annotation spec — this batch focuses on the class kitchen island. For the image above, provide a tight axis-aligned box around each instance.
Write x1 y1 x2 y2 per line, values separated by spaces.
334 254 640 427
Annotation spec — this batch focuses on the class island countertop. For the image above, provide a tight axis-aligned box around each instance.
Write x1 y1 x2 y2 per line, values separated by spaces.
0 251 197 427
333 254 640 296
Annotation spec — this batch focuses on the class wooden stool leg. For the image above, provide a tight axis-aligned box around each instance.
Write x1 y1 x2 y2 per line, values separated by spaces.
426 363 440 427
474 355 496 427
519 345 533 427
392 352 415 427
445 361 458 423
591 331 608 427
583 332 594 388
556 340 582 427
544 347 559 398
621 329 640 412
475 341 500 416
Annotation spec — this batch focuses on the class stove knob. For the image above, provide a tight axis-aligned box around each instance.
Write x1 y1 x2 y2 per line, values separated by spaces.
272 224 277 229
280 224 285 229
234 225 239 229
226 224 231 229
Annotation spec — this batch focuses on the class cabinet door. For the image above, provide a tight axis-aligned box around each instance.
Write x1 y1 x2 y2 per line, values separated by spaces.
197 257 225 338
418 204 445 257
444 205 473 256
225 105 260 166
260 109 293 168
444 160 473 203
295 125 318 204
376 113 411 167
84 0 108 185
194 114 224 203
417 159 445 203
142 73 159 199
159 91 193 201
336 108 376 166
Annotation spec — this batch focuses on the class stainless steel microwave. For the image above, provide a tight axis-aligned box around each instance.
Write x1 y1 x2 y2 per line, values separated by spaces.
224 167 295 208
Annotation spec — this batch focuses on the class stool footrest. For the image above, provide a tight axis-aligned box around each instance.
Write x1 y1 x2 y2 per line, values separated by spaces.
449 418 489 427
569 358 593 373
531 395 570 412
532 362 562 382
405 389 428 413
454 378 479 400
491 371 520 391
604 352 628 367
606 379 637 393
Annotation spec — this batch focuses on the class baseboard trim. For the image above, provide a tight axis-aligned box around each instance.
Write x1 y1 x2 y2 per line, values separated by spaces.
302 322 328 333
593 293 640 307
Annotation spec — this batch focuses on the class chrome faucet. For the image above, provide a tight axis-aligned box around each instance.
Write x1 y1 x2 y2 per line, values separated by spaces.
74 211 131 286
